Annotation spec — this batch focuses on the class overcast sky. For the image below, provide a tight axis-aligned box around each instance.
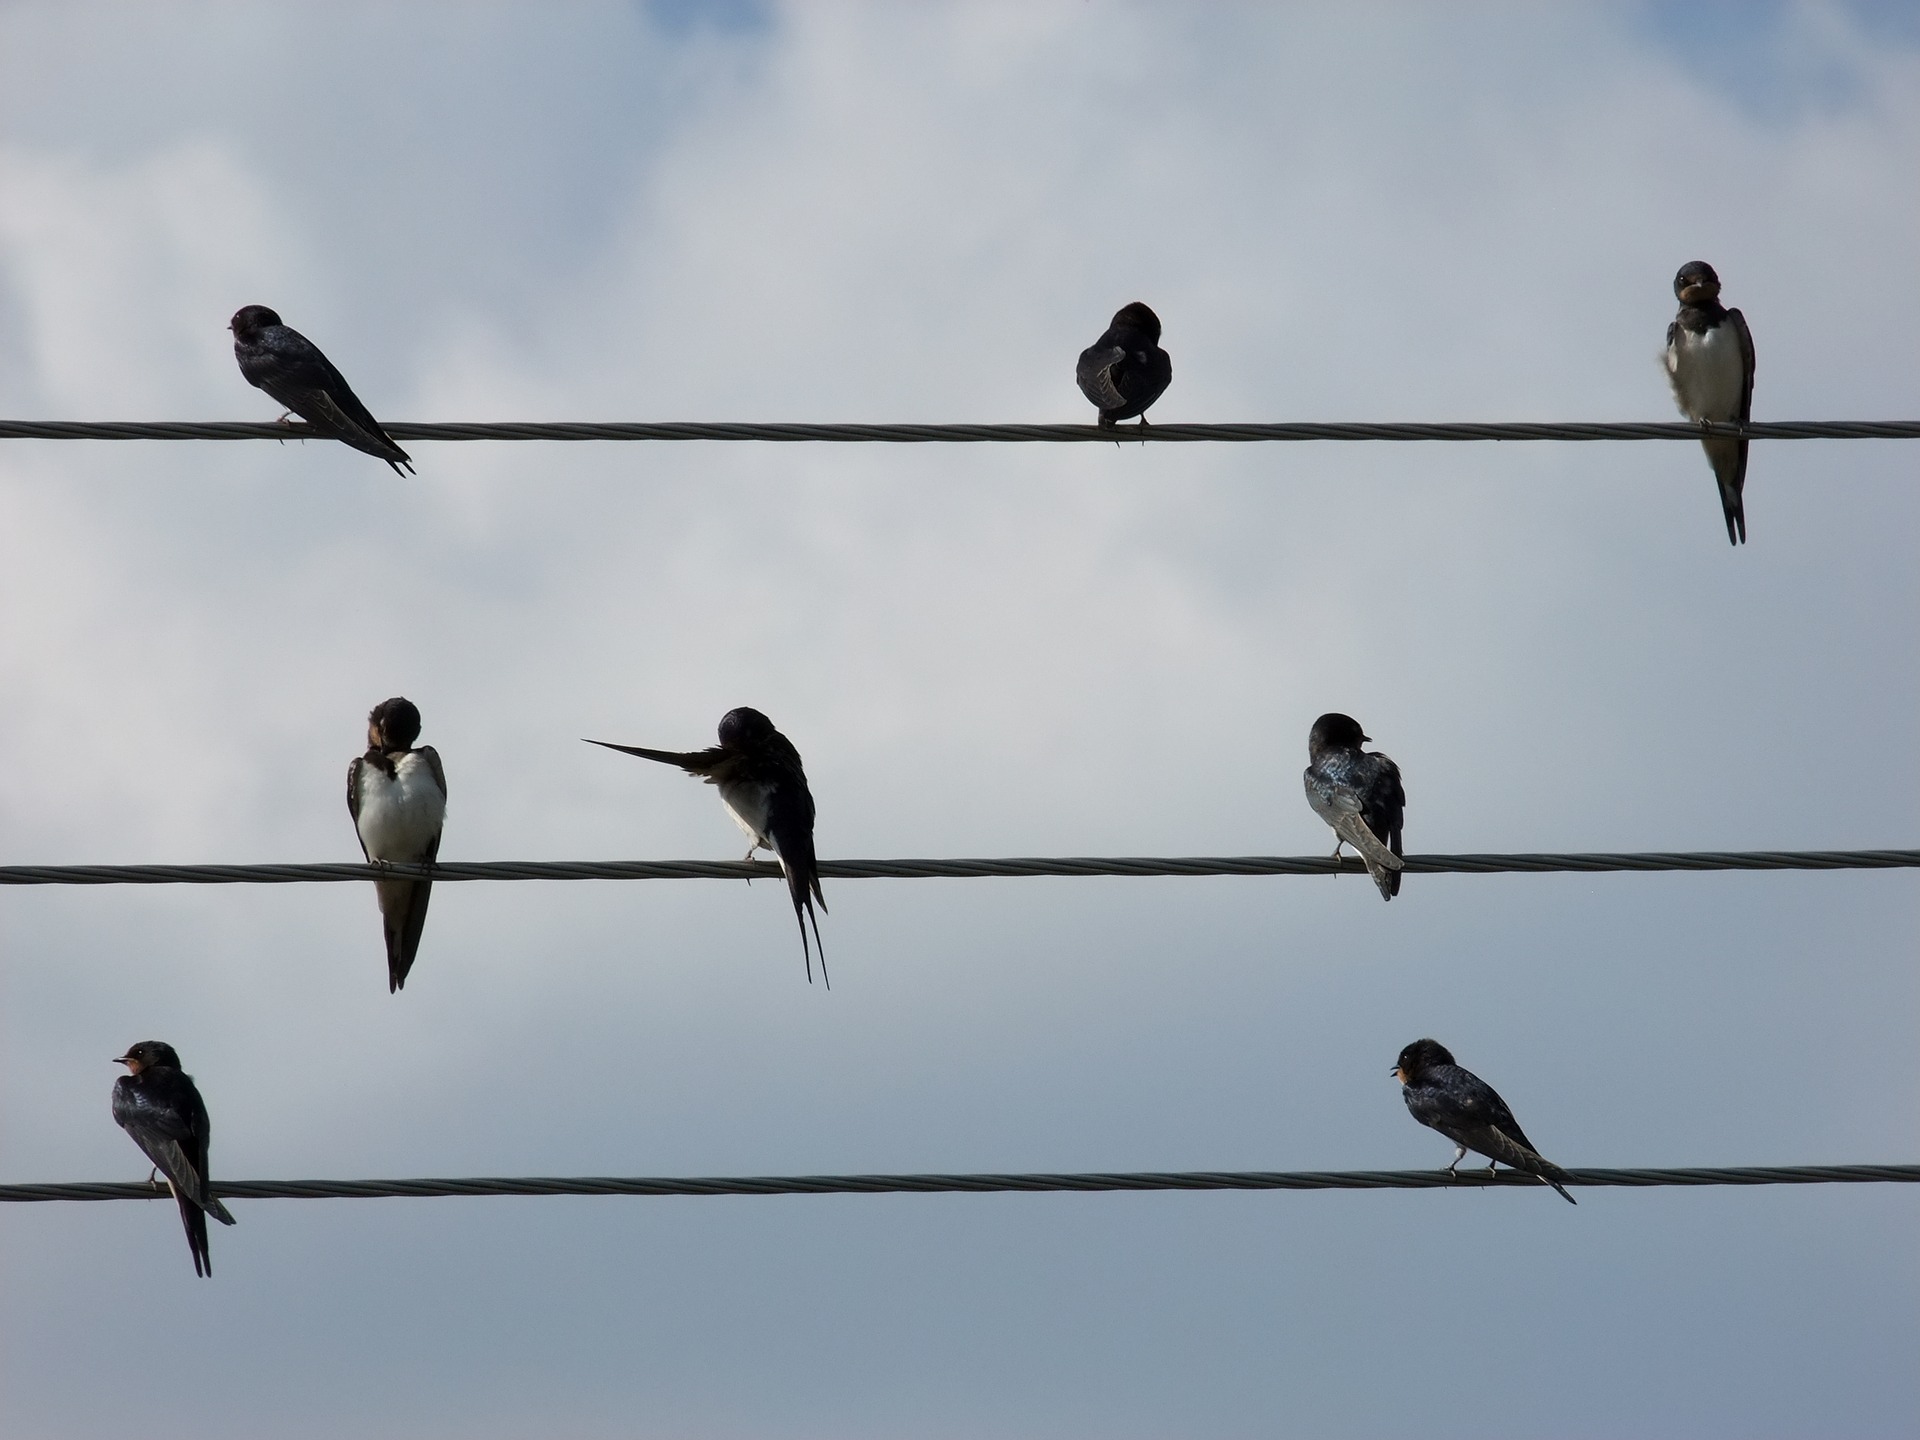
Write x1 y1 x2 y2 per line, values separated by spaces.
2 3 1916 1436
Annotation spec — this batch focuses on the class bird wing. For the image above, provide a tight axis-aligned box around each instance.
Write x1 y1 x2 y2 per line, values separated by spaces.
584 738 725 775
1359 754 1406 858
1435 1074 1574 1198
1304 772 1405 872
112 1083 233 1223
346 756 371 860
418 745 449 802
1730 308 1755 423
1076 344 1128 409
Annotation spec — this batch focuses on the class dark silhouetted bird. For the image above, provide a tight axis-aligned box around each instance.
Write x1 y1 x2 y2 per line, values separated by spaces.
587 707 827 984
1662 261 1755 545
111 1041 238 1276
1394 1038 1576 1204
230 305 414 474
1303 712 1405 900
348 697 448 992
1076 302 1171 428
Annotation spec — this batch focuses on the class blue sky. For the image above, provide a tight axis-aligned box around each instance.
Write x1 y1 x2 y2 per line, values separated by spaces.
1 4 1916 1436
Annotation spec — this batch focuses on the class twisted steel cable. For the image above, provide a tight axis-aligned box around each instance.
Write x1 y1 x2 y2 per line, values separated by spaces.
0 848 1913 887
2 1163 1913 1205
3 418 1920 444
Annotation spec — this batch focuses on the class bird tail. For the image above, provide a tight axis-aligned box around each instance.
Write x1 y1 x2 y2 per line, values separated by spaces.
178 1191 213 1277
771 851 828 988
376 877 433 992
1701 435 1748 545
1524 1156 1578 1206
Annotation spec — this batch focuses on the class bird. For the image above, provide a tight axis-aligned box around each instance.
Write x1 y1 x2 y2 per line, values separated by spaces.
1303 712 1405 900
1076 302 1172 428
348 697 448 992
230 305 414 474
1662 261 1755 545
586 707 828 985
111 1041 238 1276
1393 1038 1577 1205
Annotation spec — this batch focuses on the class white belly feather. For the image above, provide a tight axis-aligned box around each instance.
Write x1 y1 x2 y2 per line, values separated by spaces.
717 777 774 852
356 754 447 861
1666 323 1745 422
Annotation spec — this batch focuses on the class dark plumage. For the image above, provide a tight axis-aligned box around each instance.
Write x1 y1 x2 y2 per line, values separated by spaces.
111 1041 238 1276
1303 712 1405 900
1394 1038 1576 1204
587 707 828 985
1076 302 1172 428
1662 261 1755 545
347 697 448 992
230 305 414 474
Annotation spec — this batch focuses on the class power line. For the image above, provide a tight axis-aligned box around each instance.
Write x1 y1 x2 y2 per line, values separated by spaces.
0 847 1913 887
2 1163 1913 1205
3 419 1920 445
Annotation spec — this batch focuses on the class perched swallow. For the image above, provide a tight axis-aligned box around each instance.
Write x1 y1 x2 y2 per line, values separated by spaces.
112 1041 237 1276
1076 302 1171 428
230 305 414 474
1303 712 1405 900
1662 261 1755 545
1394 1038 1576 1204
587 707 828 985
348 697 448 992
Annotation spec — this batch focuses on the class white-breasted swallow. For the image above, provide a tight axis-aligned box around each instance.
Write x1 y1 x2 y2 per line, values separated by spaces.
587 706 828 985
348 697 447 992
1663 261 1755 544
231 305 414 474
1303 712 1405 900
112 1041 238 1276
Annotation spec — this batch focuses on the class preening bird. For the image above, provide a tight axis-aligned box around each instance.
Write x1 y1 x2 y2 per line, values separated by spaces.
112 1041 238 1276
230 305 414 474
1076 302 1172 428
1662 261 1756 545
1303 712 1405 900
586 706 828 985
348 697 448 992
1393 1038 1577 1204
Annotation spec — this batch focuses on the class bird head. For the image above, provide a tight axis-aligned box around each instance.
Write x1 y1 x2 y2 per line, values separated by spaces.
1307 712 1370 758
367 696 423 753
1110 302 1162 343
1673 261 1721 306
718 707 777 748
117 1040 182 1075
1392 1038 1455 1084
229 305 283 339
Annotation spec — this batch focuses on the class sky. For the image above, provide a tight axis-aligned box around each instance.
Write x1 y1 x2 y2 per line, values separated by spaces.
1 2 1916 1435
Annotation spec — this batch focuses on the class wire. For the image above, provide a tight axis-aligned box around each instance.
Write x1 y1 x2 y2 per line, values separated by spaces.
0 848 1912 887
2 1163 1913 1205
3 419 1919 444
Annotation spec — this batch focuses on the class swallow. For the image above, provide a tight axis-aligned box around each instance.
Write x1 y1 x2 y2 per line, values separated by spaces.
112 1041 238 1276
1662 261 1755 544
230 305 414 474
586 706 828 985
1076 302 1171 428
348 697 448 992
1303 712 1405 900
1393 1038 1576 1204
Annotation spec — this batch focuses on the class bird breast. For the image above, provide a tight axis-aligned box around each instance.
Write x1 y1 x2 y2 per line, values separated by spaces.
717 777 775 851
1665 322 1745 421
355 754 446 861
